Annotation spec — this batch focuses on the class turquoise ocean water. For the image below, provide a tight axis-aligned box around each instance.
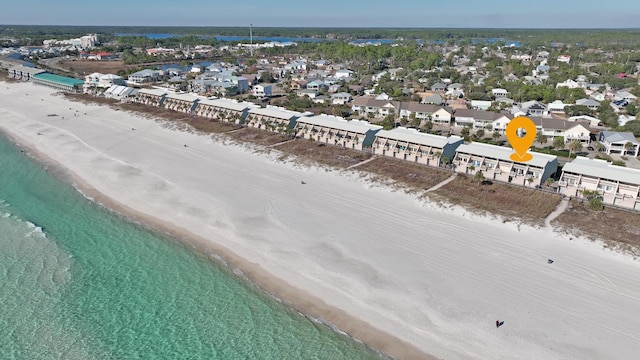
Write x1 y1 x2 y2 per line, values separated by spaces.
0 133 384 360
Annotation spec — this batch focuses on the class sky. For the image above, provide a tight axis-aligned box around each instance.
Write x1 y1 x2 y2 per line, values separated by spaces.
1 0 639 28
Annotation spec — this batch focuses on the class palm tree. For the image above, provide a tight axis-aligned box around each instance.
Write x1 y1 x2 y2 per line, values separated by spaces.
624 141 635 156
568 140 583 158
536 132 548 146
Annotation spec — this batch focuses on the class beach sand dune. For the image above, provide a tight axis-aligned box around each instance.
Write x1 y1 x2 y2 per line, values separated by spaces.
2 83 640 360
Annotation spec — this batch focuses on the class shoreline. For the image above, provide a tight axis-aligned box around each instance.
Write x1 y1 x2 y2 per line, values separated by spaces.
2 82 640 360
0 118 434 359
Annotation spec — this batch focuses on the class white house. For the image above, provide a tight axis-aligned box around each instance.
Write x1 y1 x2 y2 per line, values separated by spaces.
334 69 354 79
295 116 382 150
557 55 571 63
567 115 602 128
575 98 601 111
253 83 272 98
555 79 581 89
491 88 508 98
599 131 640 157
330 92 353 105
547 100 569 113
471 100 492 111
564 123 594 144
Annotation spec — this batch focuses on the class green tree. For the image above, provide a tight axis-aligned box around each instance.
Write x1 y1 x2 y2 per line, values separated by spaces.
536 132 548 145
624 141 635 154
473 171 485 186
626 102 637 116
553 136 565 150
461 127 470 138
568 140 583 158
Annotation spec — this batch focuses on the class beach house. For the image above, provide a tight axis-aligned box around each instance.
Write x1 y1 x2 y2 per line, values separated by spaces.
558 157 640 210
195 98 258 123
598 131 640 157
453 142 558 187
295 116 382 150
373 127 464 167
245 106 306 133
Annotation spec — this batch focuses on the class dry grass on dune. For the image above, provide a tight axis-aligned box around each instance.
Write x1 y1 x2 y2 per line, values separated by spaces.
273 139 372 169
225 127 291 146
427 176 562 226
355 157 453 192
553 200 640 256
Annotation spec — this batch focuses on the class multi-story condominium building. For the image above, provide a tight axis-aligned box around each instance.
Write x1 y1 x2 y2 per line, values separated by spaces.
245 106 305 133
195 98 258 123
558 157 640 210
295 116 382 150
7 65 45 81
453 142 558 187
162 93 202 113
599 131 640 157
133 88 167 107
373 127 464 167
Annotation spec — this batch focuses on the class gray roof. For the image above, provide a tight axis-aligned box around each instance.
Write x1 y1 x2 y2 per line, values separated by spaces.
375 127 463 148
249 106 302 120
563 157 640 185
456 142 557 168
601 131 639 145
9 65 46 75
164 92 201 102
198 98 257 112
297 115 383 134
137 88 167 97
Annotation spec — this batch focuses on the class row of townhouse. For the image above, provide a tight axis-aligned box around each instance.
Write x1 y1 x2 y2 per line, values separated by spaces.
559 157 640 210
126 88 640 211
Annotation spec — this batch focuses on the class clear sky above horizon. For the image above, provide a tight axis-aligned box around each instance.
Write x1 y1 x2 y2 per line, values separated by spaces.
2 0 639 29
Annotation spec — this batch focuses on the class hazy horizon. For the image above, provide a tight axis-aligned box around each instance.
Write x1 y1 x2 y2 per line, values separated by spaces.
2 0 639 29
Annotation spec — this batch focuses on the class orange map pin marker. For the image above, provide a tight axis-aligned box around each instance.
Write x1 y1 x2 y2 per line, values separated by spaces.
505 116 537 162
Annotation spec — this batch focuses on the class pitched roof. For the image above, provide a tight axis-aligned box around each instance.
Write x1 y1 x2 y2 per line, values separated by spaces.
601 131 639 145
249 106 303 120
198 98 257 112
454 109 510 121
563 157 640 185
296 115 382 134
530 117 576 130
375 127 463 148
456 142 557 168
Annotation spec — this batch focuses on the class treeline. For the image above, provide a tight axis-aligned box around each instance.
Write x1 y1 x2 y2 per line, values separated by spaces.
4 25 640 49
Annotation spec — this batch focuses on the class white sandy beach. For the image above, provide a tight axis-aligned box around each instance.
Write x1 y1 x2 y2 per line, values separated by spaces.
2 82 640 360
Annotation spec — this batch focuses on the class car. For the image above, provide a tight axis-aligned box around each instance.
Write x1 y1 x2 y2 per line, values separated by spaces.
587 146 594 151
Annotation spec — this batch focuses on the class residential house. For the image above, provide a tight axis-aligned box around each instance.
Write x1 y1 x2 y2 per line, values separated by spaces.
557 55 571 63
252 83 272 97
530 117 576 140
373 127 464 167
246 106 305 133
133 88 167 106
491 88 508 98
295 116 382 150
127 69 160 85
421 93 444 105
471 100 492 111
589 91 605 101
397 102 449 125
330 92 353 105
567 115 603 128
163 93 201 113
306 79 328 91
519 101 548 117
556 79 581 89
351 96 400 119
372 70 388 82
547 100 569 113
564 123 595 144
615 91 637 103
599 131 640 156
298 89 319 99
611 99 629 112
431 82 447 92
454 142 558 187
194 98 258 123
618 115 636 127
334 69 354 79
454 109 511 130
558 157 640 210
575 98 601 111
